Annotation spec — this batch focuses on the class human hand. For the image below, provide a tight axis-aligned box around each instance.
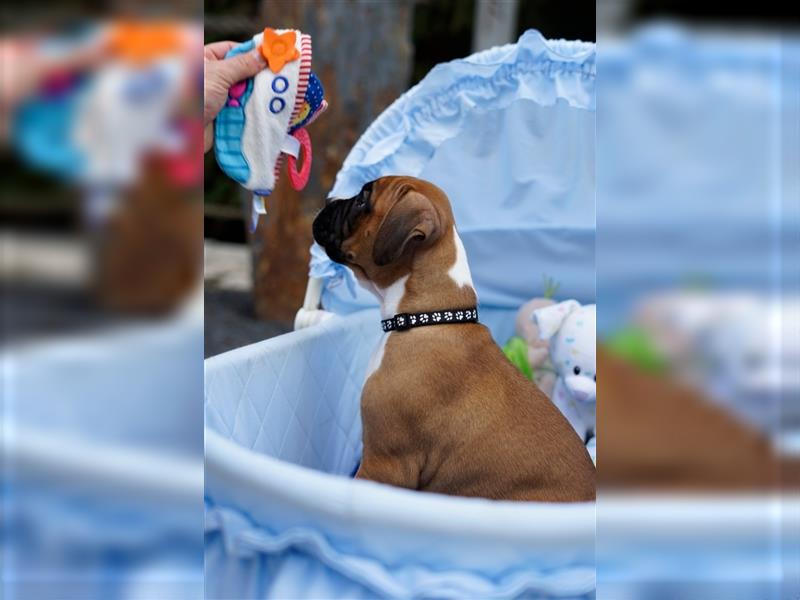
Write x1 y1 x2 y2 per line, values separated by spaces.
0 36 105 142
203 41 266 153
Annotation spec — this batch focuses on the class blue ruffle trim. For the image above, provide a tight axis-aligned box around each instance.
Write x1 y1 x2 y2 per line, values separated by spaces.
206 502 595 599
331 29 594 199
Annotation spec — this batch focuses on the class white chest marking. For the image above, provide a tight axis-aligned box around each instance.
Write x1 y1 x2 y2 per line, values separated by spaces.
448 227 474 289
365 275 408 382
365 333 389 381
379 274 409 319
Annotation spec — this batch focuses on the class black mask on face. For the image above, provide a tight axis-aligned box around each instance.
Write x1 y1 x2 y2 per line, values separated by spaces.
312 181 374 264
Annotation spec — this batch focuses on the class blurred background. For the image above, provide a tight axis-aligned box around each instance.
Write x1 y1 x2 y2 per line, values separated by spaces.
596 2 799 600
202 0 595 357
1 7 205 600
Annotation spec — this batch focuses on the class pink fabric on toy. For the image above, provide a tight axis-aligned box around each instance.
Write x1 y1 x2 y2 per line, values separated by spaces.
286 128 312 190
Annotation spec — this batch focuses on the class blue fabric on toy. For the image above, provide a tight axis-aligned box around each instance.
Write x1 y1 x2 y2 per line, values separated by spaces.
13 80 86 181
213 40 256 186
289 72 325 133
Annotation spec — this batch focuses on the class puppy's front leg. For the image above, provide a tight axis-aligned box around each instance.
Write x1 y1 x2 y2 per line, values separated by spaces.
355 451 420 490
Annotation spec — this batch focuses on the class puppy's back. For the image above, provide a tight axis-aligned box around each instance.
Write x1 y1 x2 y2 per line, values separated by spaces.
369 324 595 502
458 329 595 502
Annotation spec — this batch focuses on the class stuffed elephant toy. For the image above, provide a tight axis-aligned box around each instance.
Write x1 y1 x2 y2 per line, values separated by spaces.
533 300 596 442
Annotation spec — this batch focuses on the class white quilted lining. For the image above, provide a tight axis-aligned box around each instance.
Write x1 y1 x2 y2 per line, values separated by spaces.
205 310 379 476
205 308 596 475
204 308 596 596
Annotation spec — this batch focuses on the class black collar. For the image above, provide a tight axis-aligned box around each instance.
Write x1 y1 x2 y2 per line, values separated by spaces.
381 307 479 332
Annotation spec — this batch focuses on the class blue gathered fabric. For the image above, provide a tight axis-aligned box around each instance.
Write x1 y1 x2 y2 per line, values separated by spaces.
205 500 595 600
310 29 596 318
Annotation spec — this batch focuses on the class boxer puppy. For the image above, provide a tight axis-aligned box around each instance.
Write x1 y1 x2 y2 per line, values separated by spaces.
312 176 595 501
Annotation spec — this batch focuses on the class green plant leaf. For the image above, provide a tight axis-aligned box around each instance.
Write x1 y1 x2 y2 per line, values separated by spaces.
503 336 533 380
605 327 668 373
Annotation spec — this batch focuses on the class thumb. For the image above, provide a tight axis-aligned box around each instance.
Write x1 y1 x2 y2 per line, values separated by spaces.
218 49 267 85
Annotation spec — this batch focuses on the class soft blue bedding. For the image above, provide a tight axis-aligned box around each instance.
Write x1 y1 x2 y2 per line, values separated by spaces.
205 310 596 599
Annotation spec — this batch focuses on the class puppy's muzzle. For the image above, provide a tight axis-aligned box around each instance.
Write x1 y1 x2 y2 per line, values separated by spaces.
312 183 373 264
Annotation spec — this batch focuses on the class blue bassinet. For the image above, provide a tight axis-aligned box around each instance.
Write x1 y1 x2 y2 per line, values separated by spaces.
205 31 597 599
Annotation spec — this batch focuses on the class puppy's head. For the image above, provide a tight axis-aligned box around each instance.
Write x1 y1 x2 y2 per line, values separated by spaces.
312 176 452 288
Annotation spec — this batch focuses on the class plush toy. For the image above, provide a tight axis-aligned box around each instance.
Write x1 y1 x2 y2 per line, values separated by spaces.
505 296 557 395
502 277 561 393
533 300 596 442
214 27 327 231
13 22 199 223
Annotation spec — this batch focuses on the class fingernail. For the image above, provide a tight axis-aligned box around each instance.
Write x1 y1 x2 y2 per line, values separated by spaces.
253 48 266 65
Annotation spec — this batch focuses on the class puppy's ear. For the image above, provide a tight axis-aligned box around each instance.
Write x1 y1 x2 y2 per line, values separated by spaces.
372 189 441 267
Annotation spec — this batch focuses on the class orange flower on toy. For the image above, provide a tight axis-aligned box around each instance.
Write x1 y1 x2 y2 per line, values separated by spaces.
109 22 183 65
260 28 300 73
